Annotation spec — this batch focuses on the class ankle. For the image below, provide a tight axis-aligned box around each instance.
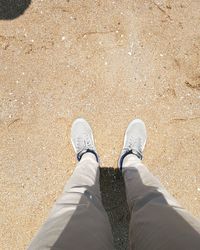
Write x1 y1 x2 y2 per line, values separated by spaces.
77 149 99 163
81 152 97 161
123 153 140 166
119 149 142 170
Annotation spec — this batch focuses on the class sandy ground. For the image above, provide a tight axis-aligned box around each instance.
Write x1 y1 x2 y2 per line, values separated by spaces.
0 0 200 249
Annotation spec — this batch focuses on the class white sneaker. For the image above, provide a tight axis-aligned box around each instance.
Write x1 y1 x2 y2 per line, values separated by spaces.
71 118 98 162
118 119 147 170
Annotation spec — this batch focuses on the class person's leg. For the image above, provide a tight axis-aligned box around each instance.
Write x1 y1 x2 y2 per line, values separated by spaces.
28 118 114 250
119 119 200 250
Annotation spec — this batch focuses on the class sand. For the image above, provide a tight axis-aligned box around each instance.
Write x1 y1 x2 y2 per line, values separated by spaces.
0 0 200 249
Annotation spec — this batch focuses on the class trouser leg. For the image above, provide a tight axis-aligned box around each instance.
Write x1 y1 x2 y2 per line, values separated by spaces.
28 153 114 250
123 154 200 250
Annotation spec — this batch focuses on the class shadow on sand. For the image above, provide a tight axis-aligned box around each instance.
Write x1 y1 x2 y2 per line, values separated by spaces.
0 0 31 20
100 168 130 250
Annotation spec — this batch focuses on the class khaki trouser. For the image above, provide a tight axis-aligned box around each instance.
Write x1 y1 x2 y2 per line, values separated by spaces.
29 153 200 250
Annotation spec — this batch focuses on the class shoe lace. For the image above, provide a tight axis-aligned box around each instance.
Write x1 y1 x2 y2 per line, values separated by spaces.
76 133 93 151
126 136 142 153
